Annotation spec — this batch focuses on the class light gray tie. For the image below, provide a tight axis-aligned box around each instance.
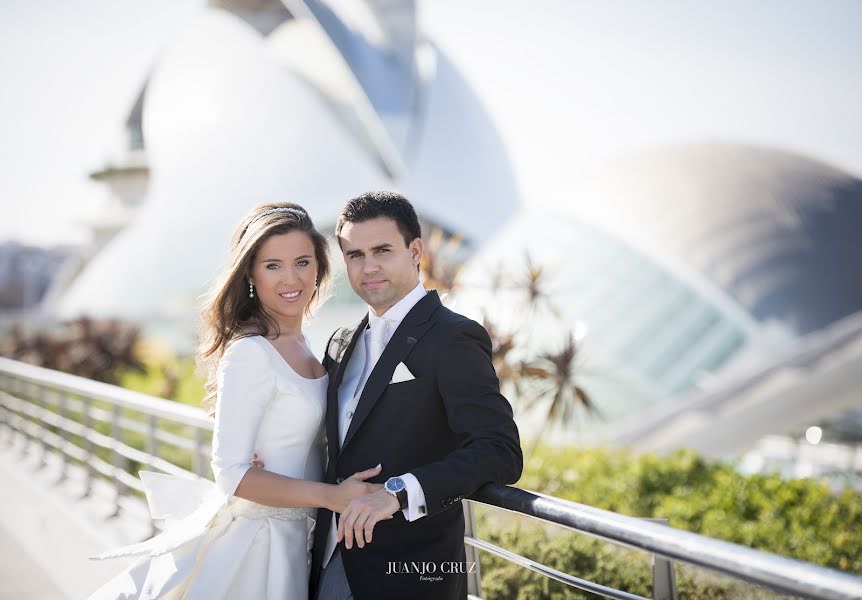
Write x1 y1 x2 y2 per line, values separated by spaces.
356 317 388 399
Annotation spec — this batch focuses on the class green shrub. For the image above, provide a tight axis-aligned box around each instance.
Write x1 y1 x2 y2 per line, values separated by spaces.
474 515 793 599
474 446 862 598
515 447 862 573
0 317 145 383
118 353 205 409
115 352 209 473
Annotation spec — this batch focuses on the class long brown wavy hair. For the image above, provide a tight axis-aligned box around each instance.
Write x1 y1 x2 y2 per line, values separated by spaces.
197 202 331 414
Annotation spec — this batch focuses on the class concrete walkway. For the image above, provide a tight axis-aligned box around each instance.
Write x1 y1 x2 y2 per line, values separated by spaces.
0 436 150 599
0 526 66 600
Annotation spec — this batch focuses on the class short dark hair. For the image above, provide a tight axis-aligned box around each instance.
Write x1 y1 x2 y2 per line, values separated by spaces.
336 191 421 247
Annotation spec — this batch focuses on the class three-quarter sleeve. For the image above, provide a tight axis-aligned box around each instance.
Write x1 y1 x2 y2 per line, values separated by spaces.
210 337 274 500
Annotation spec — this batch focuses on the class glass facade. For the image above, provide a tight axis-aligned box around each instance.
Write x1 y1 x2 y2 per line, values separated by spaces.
455 209 750 425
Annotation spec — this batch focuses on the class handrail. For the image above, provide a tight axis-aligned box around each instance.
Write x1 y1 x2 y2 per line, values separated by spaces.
469 484 862 600
2 357 862 599
464 534 649 600
0 357 211 428
0 357 213 520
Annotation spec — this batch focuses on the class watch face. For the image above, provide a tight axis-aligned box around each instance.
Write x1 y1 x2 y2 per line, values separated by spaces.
386 477 405 493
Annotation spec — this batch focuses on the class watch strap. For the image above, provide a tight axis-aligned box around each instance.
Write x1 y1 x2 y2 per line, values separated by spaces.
395 487 408 510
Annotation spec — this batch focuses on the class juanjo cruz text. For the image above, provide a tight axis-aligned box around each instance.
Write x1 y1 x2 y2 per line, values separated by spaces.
385 561 478 575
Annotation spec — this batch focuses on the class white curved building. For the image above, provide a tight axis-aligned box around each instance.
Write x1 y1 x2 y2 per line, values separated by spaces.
57 0 520 332
456 143 862 458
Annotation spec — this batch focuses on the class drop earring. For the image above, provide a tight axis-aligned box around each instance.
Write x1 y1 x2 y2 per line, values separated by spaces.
249 282 255 298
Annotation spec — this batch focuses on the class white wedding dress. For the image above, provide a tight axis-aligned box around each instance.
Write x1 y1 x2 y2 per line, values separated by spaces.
89 335 327 600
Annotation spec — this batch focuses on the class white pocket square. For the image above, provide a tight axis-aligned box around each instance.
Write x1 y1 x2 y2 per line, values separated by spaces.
390 362 415 384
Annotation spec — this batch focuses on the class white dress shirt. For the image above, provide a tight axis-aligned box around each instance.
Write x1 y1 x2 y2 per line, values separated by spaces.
323 281 429 567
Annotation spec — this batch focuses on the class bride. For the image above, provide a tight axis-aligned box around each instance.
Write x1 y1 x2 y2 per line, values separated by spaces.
89 202 382 599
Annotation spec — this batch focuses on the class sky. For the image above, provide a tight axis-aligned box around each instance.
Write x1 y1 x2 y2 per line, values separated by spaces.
423 1 862 202
0 0 203 245
1 0 861 246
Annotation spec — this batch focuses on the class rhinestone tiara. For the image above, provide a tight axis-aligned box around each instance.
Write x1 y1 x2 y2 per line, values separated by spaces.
248 207 307 227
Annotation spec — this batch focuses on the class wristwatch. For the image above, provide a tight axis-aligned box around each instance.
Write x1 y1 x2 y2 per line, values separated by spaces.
385 476 409 510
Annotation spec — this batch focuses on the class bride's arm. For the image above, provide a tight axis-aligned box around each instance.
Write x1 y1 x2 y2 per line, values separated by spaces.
235 466 379 512
211 337 378 512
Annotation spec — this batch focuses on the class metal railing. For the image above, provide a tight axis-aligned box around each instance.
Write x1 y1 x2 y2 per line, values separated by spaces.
0 357 212 518
465 486 862 600
2 356 862 599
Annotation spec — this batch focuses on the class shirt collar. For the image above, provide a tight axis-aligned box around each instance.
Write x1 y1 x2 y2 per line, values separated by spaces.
368 281 427 328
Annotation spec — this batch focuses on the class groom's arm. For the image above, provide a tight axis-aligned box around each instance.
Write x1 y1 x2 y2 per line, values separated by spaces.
409 319 523 517
336 319 522 548
363 319 521 523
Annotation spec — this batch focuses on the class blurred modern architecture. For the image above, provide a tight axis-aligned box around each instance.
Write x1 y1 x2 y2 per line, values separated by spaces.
0 242 75 314
456 142 862 483
52 0 519 345
6 1 860 481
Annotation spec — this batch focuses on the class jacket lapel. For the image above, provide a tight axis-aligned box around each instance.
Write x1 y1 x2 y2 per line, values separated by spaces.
340 291 442 453
327 316 367 465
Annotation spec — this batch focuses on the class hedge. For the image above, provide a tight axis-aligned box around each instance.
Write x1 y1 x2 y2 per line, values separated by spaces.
473 446 861 598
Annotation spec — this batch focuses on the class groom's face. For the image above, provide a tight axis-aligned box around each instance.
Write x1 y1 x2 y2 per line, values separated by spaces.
339 216 423 315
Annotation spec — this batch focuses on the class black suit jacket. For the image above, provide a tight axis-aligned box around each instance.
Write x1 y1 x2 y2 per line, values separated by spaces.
309 291 523 600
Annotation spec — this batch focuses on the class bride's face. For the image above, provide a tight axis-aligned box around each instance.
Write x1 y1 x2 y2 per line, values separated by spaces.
249 231 318 323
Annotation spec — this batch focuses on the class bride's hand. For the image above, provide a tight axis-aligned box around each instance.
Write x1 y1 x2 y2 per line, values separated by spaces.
330 464 383 513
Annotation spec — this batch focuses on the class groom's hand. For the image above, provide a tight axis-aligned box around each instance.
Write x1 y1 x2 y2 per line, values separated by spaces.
337 489 399 550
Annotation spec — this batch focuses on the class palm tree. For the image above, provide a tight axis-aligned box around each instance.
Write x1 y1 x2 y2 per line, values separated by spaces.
520 330 597 458
482 315 528 399
419 226 464 296
419 234 597 457
519 252 560 318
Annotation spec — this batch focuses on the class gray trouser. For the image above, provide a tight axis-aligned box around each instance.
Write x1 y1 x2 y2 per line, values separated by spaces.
315 549 354 600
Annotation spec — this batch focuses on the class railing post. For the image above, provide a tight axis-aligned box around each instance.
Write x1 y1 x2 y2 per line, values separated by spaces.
19 378 35 456
2 375 12 446
143 414 160 538
9 376 23 449
82 395 95 497
640 518 679 600
652 553 678 600
57 388 69 482
193 427 205 477
31 382 48 469
145 413 161 537
0 373 10 447
147 414 158 458
463 501 483 598
110 403 123 516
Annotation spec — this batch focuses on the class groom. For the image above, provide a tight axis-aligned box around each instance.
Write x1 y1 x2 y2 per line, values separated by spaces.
311 192 523 600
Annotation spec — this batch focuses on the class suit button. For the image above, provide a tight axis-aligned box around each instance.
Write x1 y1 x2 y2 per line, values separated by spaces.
336 477 344 484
